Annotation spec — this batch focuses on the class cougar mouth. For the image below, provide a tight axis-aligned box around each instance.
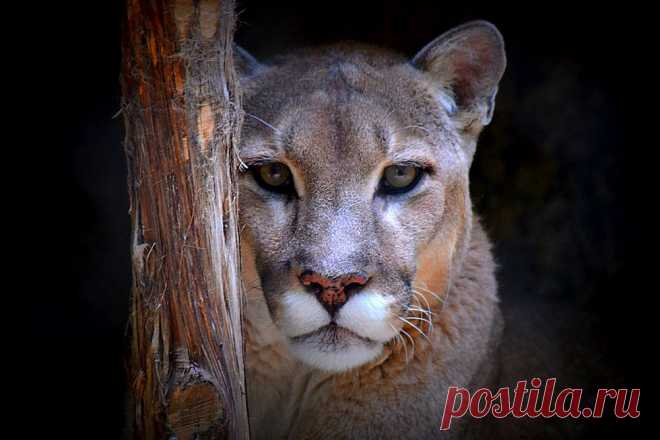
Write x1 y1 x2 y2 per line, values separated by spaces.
291 323 375 346
287 322 384 372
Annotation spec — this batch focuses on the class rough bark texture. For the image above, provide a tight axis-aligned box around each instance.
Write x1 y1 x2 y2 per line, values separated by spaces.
121 1 248 439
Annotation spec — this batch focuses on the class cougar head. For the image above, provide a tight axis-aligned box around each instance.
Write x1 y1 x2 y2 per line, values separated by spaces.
237 21 505 372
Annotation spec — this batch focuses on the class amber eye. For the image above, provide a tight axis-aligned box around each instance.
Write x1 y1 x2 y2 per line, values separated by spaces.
380 165 422 194
253 162 294 194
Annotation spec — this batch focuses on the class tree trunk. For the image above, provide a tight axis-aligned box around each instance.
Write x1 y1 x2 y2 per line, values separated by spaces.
121 1 248 439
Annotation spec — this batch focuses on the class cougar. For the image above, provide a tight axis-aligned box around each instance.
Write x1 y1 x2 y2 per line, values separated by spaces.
236 21 506 439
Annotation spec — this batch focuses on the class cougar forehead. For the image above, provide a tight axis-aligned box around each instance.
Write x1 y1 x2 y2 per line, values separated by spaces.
241 47 463 166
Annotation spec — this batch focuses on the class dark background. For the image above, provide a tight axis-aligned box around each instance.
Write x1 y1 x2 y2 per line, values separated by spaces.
28 1 643 438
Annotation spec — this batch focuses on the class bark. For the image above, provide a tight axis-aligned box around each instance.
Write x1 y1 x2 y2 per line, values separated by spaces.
121 1 248 439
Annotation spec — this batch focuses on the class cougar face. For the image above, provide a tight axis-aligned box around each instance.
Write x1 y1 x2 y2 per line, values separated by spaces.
237 22 505 372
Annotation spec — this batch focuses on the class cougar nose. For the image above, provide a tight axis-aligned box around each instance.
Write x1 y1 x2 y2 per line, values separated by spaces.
299 270 369 317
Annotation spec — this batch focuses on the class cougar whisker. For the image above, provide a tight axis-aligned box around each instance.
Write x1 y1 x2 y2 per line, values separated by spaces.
406 303 434 334
399 316 431 344
245 112 282 134
412 284 446 304
405 315 433 329
389 323 409 362
399 326 416 361
411 289 433 311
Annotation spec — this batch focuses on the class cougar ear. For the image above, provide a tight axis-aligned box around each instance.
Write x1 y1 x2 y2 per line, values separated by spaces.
234 45 262 78
412 21 506 127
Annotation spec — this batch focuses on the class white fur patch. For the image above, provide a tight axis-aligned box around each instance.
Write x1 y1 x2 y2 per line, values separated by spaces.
277 290 397 372
437 89 457 115
277 291 331 338
288 335 383 372
336 291 398 343
383 204 401 228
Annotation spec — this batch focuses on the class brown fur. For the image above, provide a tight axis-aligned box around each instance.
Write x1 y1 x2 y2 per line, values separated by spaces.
237 21 506 439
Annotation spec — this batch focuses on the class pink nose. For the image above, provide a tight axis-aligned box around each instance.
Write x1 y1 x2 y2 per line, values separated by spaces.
299 271 369 315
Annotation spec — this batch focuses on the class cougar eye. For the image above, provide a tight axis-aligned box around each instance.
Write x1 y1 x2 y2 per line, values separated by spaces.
252 162 295 194
380 165 422 194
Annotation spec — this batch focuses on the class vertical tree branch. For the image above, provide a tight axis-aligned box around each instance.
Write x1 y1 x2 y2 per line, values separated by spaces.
121 1 248 438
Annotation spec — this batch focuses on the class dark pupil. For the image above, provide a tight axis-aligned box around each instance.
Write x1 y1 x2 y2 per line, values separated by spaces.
259 163 290 188
269 165 284 179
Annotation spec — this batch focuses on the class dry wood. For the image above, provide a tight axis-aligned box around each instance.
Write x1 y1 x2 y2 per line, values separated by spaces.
121 0 248 438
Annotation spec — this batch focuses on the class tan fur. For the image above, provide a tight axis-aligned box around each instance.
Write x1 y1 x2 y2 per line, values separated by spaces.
236 21 506 439
241 221 499 439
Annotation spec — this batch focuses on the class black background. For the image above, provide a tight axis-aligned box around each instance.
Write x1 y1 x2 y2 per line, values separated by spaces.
26 1 644 438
